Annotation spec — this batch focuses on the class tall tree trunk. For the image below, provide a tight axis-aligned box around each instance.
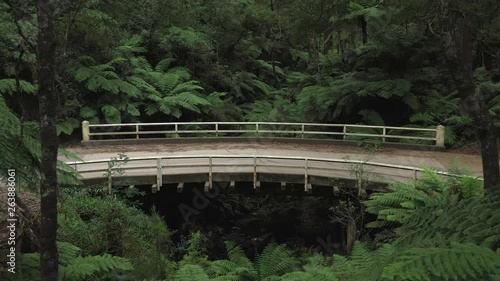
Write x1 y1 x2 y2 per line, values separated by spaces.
360 17 368 45
37 0 59 280
439 0 499 189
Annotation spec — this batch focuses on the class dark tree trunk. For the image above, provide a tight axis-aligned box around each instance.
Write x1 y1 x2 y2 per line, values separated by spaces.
360 17 368 45
37 0 59 280
439 0 499 189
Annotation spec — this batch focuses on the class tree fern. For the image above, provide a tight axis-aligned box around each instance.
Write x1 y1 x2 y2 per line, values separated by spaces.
255 243 300 280
364 168 471 228
356 168 500 280
100 104 121 124
0 78 36 95
382 242 500 281
0 96 41 187
5 241 133 281
60 253 133 281
225 241 256 272
0 95 79 188
330 242 395 281
175 264 210 281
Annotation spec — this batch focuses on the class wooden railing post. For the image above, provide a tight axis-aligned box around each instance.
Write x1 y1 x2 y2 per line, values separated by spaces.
301 124 305 138
436 125 445 147
215 123 218 137
209 156 213 190
156 158 162 191
343 125 347 140
304 158 308 192
82 120 90 141
256 123 259 137
253 156 257 189
382 127 386 143
136 124 139 139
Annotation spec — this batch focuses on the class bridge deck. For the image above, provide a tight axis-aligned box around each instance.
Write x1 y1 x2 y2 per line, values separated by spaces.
65 141 483 173
63 140 484 190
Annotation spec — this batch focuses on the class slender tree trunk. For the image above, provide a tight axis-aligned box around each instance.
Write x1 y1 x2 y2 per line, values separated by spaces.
360 17 368 45
37 0 59 280
439 0 499 189
346 221 357 254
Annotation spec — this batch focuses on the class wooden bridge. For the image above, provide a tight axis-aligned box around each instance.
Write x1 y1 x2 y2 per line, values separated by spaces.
62 121 482 194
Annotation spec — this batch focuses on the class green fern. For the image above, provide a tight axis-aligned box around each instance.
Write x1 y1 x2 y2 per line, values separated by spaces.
5 241 133 281
60 253 133 281
175 264 210 281
0 95 80 188
0 78 36 95
225 241 256 272
382 242 500 281
255 243 300 280
332 242 396 281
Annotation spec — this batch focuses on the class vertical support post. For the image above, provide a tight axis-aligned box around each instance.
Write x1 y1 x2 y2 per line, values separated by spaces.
136 124 139 139
413 168 417 188
82 120 90 141
215 123 218 137
304 158 308 192
209 156 213 190
175 123 178 137
436 125 445 147
107 165 112 195
256 123 259 137
343 125 347 140
301 124 305 138
382 127 386 143
253 156 257 189
156 158 162 191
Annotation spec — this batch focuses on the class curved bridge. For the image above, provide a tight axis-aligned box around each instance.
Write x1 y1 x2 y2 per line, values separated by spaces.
64 122 483 194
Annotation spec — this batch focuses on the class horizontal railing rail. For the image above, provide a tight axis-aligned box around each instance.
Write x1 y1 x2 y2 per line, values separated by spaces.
81 121 446 147
66 154 480 194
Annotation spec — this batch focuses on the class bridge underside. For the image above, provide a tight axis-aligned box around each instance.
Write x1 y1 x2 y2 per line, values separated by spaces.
80 172 390 195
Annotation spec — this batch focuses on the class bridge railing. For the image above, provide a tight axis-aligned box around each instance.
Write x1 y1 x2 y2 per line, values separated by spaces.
66 154 478 194
81 121 446 147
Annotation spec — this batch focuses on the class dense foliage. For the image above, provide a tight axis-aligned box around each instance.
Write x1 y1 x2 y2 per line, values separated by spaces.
1 0 500 280
1 0 500 146
2 169 498 281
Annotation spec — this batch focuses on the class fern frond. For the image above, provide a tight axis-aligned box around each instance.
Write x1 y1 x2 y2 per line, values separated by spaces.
382 242 500 281
0 78 36 94
60 253 133 281
256 243 299 280
174 264 210 281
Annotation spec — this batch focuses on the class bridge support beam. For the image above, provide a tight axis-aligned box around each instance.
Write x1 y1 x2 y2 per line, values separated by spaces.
177 182 184 193
333 186 340 196
204 181 210 192
230 181 235 188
